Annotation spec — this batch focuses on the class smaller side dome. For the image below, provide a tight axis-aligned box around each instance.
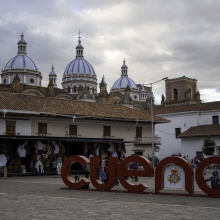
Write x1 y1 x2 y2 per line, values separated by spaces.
3 33 38 71
111 77 137 90
49 65 57 76
4 55 38 71
111 59 137 90
141 84 146 92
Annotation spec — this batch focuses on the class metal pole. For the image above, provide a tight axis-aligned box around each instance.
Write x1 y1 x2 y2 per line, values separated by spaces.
145 77 167 169
151 83 154 169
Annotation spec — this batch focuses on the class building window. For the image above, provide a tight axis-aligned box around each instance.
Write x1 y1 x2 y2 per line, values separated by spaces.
6 121 16 135
134 95 137 99
188 89 192 99
68 87 71 93
212 116 219 124
175 128 181 139
73 86 77 93
38 123 47 135
30 78 34 84
174 89 178 100
69 125 77 136
3 79 6 84
136 127 142 138
103 126 111 138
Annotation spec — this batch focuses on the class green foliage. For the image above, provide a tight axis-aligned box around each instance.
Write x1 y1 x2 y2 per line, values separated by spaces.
202 137 216 155
155 145 160 152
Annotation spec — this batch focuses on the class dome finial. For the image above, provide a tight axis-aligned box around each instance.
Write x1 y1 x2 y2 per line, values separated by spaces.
76 30 84 58
123 58 126 65
78 29 81 45
21 32 24 39
51 64 54 72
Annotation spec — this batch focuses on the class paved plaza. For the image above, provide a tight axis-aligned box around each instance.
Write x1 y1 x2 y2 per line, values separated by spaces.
0 172 220 220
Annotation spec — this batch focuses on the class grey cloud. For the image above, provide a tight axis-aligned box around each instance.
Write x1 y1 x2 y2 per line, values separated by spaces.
0 0 220 102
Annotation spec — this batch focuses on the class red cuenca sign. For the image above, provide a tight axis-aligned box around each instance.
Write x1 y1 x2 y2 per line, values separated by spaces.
61 155 220 197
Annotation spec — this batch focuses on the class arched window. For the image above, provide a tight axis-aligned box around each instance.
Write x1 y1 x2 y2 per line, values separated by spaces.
30 78 34 84
189 89 192 99
3 79 6 84
74 86 76 93
174 89 178 100
68 87 70 93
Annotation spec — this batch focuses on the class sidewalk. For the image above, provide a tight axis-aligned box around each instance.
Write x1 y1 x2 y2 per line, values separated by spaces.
0 170 220 220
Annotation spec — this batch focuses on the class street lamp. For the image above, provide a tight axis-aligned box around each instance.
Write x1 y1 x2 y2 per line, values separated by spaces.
146 77 168 168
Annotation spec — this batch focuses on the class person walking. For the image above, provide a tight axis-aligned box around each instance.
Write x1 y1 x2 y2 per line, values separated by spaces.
205 170 220 189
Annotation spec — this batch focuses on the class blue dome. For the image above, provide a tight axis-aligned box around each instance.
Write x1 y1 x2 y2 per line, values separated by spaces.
4 55 38 70
49 69 57 76
111 76 137 90
49 71 56 75
63 58 96 77
49 71 56 76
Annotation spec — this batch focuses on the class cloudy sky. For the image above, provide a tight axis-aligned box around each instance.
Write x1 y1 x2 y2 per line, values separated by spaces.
0 0 220 104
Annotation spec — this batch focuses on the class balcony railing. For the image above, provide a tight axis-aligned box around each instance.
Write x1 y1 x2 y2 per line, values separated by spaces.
134 136 161 145
36 133 52 136
3 132 20 136
103 135 115 139
65 134 82 138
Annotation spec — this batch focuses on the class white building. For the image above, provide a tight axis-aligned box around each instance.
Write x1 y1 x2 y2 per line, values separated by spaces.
154 101 220 161
0 92 166 173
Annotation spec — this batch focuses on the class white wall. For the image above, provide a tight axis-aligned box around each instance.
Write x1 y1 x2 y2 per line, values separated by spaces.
198 111 220 125
155 110 220 160
155 112 199 160
181 137 220 162
30 118 152 157
0 119 31 136
16 120 31 136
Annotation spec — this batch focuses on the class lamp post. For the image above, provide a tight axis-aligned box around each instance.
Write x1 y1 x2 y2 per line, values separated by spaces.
147 77 168 169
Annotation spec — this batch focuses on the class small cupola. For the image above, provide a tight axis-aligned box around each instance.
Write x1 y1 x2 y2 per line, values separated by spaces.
17 32 27 55
140 84 147 101
121 59 128 76
48 65 57 87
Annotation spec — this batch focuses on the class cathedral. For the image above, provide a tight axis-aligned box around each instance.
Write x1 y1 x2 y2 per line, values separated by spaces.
0 32 201 109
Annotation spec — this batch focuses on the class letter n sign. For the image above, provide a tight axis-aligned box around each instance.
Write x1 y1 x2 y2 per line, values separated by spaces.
155 157 194 195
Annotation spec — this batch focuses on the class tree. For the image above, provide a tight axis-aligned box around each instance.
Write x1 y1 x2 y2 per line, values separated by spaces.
202 137 216 156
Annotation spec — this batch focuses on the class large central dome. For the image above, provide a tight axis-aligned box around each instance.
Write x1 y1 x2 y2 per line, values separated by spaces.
63 58 96 77
62 32 97 96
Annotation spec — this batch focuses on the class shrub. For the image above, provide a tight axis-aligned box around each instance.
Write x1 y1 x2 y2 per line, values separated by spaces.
202 137 216 155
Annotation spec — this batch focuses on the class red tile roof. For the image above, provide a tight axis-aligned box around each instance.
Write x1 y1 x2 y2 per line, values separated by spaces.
154 101 220 115
178 124 220 138
0 92 168 122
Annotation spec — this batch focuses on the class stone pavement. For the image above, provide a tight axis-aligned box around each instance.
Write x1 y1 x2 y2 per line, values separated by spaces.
0 171 220 220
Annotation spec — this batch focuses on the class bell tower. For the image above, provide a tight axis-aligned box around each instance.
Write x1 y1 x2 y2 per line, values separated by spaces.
163 76 201 106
